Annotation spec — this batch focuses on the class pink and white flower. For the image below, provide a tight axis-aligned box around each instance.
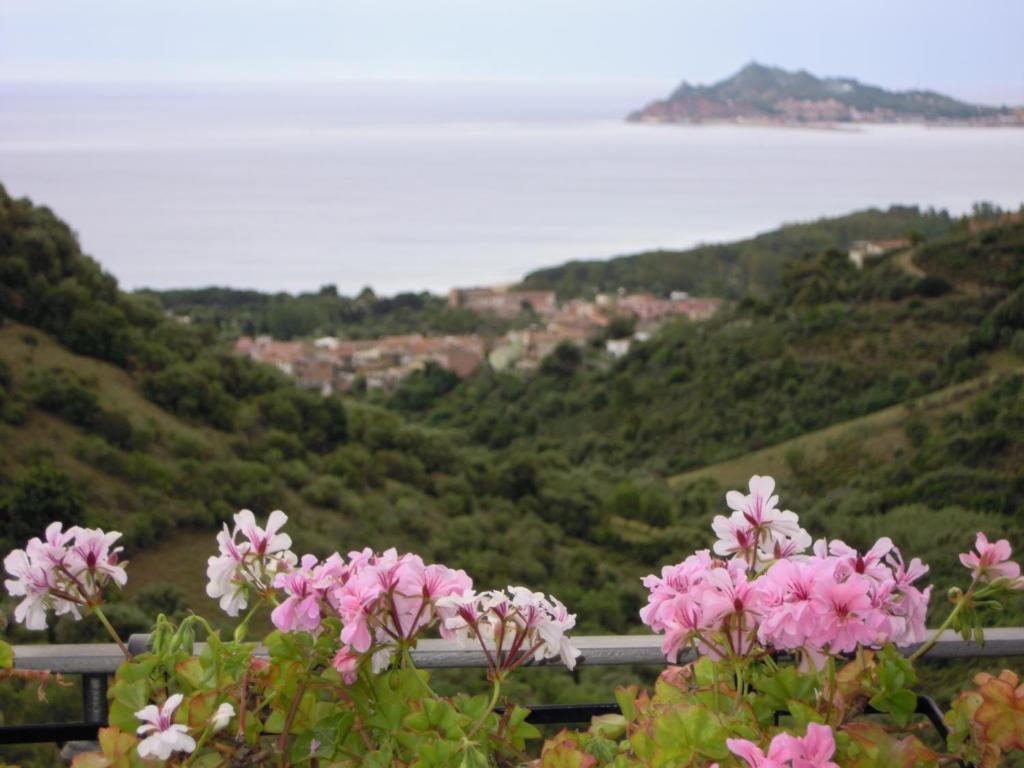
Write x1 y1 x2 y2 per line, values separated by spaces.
959 532 1021 584
135 693 196 760
4 524 126 630
206 509 297 617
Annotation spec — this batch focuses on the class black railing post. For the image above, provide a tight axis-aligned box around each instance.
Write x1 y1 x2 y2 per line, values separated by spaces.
82 674 108 726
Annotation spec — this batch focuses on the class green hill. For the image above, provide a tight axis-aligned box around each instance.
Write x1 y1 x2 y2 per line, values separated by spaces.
401 215 1024 611
0 182 649 645
519 205 953 299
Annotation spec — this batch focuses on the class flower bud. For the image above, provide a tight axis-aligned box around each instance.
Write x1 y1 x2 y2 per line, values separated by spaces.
947 586 963 603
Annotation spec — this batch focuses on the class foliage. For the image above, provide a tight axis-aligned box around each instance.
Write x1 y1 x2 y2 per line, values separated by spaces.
138 285 522 341
519 206 952 299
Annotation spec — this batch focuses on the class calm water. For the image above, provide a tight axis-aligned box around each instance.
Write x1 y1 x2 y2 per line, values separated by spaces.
2 82 1023 294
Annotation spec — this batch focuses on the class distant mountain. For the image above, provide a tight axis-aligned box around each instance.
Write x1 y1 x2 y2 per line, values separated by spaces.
628 62 1024 126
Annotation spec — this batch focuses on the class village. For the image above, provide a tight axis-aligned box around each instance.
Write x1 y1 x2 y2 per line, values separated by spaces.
234 286 723 394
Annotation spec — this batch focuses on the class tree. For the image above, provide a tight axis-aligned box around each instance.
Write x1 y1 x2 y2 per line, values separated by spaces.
0 461 86 548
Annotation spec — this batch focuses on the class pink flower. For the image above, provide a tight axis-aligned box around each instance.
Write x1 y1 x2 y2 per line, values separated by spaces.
786 723 840 768
757 559 819 650
4 524 128 630
701 560 764 656
4 549 59 630
235 509 292 556
67 527 127 588
639 550 712 632
135 693 195 760
336 568 382 652
830 537 894 583
959 532 1021 583
332 645 360 685
272 555 324 633
726 734 791 768
810 577 887 654
711 514 759 560
884 549 932 645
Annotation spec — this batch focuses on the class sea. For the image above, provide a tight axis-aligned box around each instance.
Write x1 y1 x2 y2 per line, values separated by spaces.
2 81 1023 295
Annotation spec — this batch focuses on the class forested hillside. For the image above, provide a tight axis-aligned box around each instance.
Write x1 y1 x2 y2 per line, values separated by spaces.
0 183 645 643
519 206 953 298
399 216 1024 619
140 285 521 341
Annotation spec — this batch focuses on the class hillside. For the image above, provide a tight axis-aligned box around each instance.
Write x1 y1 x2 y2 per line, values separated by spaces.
519 205 954 299
438 230 1020 473
400 215 1024 616
628 62 1024 125
0 182 654 645
140 285 520 341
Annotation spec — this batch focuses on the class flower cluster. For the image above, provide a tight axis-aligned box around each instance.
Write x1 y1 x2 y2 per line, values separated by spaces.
206 509 296 616
727 723 839 768
267 546 474 675
212 512 583 681
641 476 933 666
3 522 126 630
437 586 582 675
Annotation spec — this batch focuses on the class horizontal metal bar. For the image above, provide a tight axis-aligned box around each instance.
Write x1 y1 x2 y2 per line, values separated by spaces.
0 722 102 745
12 628 1024 675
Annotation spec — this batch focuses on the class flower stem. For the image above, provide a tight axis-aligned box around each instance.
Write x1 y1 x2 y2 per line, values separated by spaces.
234 603 262 643
467 676 502 740
91 604 131 659
908 596 966 662
180 725 213 768
278 678 308 765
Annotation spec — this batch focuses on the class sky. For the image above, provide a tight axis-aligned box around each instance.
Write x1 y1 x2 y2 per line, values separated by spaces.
2 0 1023 105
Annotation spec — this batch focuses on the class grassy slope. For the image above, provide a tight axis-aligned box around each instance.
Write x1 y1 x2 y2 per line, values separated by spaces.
669 353 1024 490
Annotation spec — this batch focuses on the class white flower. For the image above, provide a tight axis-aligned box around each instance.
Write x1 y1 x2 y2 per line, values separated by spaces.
533 595 582 670
136 693 196 761
206 525 252 616
206 511 297 616
209 702 234 732
4 549 53 631
718 475 810 560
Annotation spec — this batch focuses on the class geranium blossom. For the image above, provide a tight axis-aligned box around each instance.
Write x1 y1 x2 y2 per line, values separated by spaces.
4 524 126 629
438 586 582 674
135 693 196 760
206 509 297 617
960 532 1021 583
713 475 810 567
642 475 937 666
727 724 838 768
272 555 325 633
67 526 127 588
209 702 235 732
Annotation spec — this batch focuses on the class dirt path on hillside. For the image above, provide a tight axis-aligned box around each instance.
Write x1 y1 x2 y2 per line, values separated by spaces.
896 247 926 277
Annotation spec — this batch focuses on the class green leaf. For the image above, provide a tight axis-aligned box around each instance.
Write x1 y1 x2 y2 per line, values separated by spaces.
870 689 918 728
107 679 150 733
0 640 13 670
459 745 489 768
614 686 639 723
787 700 825 730
174 656 205 690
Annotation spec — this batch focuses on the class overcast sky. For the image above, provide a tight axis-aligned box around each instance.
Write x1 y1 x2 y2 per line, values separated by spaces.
2 0 1023 104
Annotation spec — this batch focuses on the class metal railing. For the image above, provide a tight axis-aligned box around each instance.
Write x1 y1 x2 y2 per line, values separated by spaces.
4 628 1024 746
